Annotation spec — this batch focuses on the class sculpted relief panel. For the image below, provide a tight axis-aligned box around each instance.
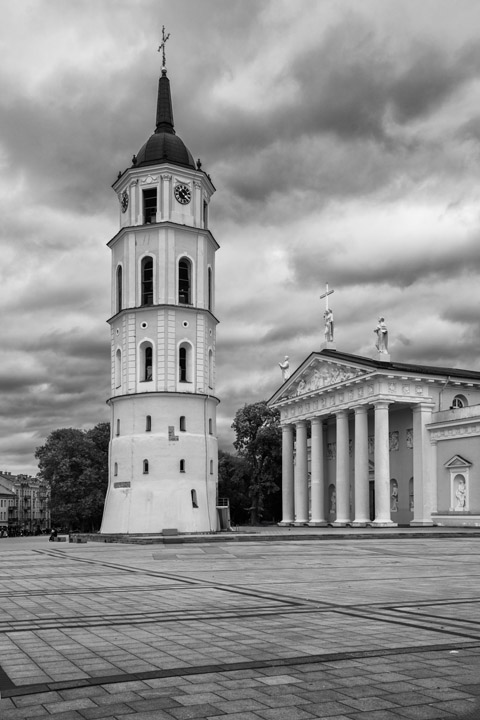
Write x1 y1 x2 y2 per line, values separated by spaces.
291 362 366 398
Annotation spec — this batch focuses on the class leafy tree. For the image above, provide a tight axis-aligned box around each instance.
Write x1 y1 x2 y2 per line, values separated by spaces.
35 422 110 532
231 401 282 524
218 449 251 525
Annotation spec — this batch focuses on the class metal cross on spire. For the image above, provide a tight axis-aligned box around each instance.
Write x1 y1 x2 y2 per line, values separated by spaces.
158 25 171 71
320 283 334 311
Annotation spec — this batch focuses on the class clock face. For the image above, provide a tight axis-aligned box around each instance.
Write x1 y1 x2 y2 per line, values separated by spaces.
120 190 129 213
174 183 191 205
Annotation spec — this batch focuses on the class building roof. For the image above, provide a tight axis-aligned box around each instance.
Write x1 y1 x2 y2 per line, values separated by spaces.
134 69 195 170
319 348 480 381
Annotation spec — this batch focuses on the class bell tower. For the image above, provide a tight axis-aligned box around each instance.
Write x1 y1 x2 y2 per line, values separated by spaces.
100 38 219 534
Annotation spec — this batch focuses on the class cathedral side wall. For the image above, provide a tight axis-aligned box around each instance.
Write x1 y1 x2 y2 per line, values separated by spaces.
436 436 480 513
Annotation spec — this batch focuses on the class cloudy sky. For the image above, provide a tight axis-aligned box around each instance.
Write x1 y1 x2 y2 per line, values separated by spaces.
2 0 480 475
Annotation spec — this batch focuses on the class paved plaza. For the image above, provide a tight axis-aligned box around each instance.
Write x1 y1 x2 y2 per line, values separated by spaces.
1 532 480 719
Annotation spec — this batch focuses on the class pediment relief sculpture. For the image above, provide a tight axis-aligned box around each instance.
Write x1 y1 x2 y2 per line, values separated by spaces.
291 362 366 397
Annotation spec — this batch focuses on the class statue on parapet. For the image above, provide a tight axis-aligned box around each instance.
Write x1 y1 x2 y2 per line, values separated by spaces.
374 317 388 354
279 356 290 381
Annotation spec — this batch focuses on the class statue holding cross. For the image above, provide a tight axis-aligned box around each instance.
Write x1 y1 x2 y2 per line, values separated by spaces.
320 283 334 343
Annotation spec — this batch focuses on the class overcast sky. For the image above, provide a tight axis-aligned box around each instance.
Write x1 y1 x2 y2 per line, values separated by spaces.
2 0 480 475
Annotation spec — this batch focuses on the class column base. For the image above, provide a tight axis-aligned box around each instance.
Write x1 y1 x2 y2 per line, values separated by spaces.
409 520 434 527
293 521 309 526
278 521 294 527
371 520 397 527
351 521 370 527
308 521 328 527
331 520 351 527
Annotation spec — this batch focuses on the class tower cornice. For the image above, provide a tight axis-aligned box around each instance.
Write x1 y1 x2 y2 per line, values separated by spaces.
107 221 219 251
113 164 216 194
107 303 220 326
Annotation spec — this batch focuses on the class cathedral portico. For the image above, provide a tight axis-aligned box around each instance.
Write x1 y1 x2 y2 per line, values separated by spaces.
269 346 480 528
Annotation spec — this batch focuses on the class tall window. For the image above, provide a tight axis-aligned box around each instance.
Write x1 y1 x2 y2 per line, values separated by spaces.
210 459 213 475
180 416 186 431
146 415 152 432
203 200 208 228
207 267 212 311
141 257 154 306
115 349 122 389
143 459 149 474
116 265 123 312
208 418 213 435
179 346 187 382
178 258 191 304
208 349 213 388
116 419 120 436
114 463 118 476
180 459 185 473
141 344 153 382
191 489 198 508
143 188 157 224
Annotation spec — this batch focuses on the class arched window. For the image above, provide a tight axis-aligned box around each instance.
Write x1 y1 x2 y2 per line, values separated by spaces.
141 257 153 306
180 416 186 432
180 459 185 473
146 415 152 432
143 459 149 474
178 258 191 304
207 267 212 311
178 342 193 383
140 342 153 382
116 265 123 313
452 395 467 409
208 349 213 388
115 349 122 389
191 489 198 508
203 200 208 228
116 419 120 436
114 462 118 476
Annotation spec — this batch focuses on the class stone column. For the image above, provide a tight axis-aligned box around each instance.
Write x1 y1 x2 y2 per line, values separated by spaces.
352 406 370 526
372 401 396 526
279 424 294 526
309 417 327 526
411 403 435 526
333 410 350 526
294 420 309 525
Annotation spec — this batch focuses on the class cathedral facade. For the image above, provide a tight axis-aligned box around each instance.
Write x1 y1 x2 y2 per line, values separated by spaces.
269 348 480 527
100 60 219 534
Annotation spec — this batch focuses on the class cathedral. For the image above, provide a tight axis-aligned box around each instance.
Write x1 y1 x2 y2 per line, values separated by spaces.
100 40 219 534
269 318 480 528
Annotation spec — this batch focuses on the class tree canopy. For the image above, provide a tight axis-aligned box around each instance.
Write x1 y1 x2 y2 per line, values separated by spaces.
35 422 110 532
230 401 282 524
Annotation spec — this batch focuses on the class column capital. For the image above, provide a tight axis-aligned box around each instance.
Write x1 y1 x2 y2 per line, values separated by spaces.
373 400 390 411
335 409 348 419
412 401 435 414
295 419 308 428
281 423 294 433
354 405 368 416
311 416 323 427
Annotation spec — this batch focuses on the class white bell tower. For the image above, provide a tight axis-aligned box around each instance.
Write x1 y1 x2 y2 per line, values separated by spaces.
100 44 219 534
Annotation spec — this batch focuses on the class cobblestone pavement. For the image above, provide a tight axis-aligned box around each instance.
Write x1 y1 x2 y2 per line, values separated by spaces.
1 534 480 719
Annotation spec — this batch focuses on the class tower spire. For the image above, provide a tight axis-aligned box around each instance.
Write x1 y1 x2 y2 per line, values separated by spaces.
155 26 174 134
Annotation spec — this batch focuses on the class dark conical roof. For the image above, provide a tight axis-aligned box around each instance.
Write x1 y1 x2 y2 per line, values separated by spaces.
135 69 195 170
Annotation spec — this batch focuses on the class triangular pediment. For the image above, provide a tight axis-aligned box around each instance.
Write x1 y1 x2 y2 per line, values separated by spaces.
444 455 471 469
271 354 372 403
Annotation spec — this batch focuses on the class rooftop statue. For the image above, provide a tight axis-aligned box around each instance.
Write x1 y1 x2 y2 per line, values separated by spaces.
279 356 290 381
374 317 388 354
